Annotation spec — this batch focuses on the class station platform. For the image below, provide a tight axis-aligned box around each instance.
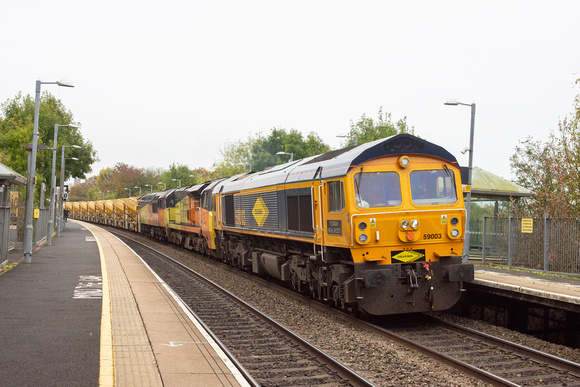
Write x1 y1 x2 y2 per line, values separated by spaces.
470 264 580 313
0 220 248 386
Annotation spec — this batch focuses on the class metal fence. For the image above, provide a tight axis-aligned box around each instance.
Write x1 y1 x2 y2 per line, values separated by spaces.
473 215 580 275
10 205 51 249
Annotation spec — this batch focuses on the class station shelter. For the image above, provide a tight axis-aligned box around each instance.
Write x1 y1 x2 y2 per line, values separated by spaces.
0 163 26 266
462 166 534 252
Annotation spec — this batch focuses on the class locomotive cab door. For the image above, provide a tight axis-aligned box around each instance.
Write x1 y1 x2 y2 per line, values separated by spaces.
312 181 324 246
322 179 348 248
200 190 217 250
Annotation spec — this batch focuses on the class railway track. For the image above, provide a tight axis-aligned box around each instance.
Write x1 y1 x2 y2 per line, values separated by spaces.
241 274 580 386
111 228 580 386
250 269 580 386
114 232 374 387
378 315 580 386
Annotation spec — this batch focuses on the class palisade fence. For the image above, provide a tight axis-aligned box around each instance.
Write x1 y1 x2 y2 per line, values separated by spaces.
471 215 580 275
13 205 51 248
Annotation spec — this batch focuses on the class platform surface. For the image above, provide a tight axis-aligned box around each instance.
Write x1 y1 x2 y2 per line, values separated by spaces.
0 220 248 386
473 265 580 305
0 220 101 386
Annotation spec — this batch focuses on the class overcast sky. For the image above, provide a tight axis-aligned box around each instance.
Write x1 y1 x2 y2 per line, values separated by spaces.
2 1 579 182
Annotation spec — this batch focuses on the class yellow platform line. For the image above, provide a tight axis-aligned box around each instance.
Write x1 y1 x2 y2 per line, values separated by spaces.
82 221 114 386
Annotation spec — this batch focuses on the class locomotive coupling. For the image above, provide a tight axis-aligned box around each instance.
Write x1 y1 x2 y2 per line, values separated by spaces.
406 269 419 294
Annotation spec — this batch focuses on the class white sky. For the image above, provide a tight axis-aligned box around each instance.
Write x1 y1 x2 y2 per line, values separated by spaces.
2 1 579 182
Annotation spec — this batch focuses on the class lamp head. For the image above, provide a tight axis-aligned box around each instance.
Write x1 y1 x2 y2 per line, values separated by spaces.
56 80 74 88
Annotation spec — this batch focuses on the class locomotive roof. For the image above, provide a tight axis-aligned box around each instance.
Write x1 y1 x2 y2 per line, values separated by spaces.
140 188 175 203
219 134 458 193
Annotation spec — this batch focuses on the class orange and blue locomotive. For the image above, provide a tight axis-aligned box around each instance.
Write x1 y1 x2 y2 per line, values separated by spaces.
69 134 474 316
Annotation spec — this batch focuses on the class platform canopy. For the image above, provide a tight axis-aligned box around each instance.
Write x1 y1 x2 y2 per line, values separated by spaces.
462 166 533 201
0 163 26 186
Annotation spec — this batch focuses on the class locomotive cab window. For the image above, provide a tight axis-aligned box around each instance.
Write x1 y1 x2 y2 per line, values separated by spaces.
354 172 402 208
201 191 212 210
328 180 345 213
222 194 235 227
410 169 457 205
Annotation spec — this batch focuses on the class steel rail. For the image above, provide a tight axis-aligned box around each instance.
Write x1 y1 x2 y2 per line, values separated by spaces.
427 315 580 377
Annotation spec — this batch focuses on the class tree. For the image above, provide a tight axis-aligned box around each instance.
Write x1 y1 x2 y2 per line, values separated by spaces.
69 176 98 201
191 167 219 182
510 78 580 217
160 163 198 189
113 163 144 197
68 163 208 201
138 167 164 194
0 92 98 203
92 163 144 198
213 138 253 178
341 107 414 147
249 128 331 172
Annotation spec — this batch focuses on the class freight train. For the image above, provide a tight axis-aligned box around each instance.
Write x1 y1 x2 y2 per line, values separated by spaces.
66 134 474 315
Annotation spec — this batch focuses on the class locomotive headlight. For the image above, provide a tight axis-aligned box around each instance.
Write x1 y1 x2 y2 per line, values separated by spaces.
451 228 460 238
401 219 410 229
398 155 411 168
359 233 368 243
450 217 459 226
358 221 368 231
411 219 419 229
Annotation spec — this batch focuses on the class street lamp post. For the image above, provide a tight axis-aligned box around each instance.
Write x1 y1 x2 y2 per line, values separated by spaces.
125 187 131 197
172 179 181 188
47 123 79 246
444 100 476 262
276 151 294 162
23 80 74 262
145 184 153 193
134 186 142 196
337 134 358 146
158 182 166 190
57 145 80 236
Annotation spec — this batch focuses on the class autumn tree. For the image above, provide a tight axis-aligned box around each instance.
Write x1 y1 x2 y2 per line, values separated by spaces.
510 78 580 217
92 163 144 198
69 176 98 201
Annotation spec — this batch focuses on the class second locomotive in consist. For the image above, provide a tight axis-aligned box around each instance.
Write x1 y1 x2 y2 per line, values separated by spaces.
68 134 474 316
